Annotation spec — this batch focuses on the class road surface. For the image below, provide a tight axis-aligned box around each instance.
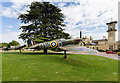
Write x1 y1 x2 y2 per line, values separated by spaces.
68 51 119 60
56 51 119 60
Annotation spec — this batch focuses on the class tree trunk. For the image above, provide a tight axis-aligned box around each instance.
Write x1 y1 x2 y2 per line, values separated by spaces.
44 49 47 54
19 49 22 53
64 50 67 59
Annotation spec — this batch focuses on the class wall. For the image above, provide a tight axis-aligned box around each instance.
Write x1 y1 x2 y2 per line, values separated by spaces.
98 44 109 50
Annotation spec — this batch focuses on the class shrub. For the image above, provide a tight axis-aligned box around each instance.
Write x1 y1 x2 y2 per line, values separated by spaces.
98 49 106 52
118 52 120 56
106 49 109 51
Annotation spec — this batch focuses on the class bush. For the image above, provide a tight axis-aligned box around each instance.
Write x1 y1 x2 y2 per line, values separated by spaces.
98 49 106 52
113 50 119 53
9 40 20 46
106 49 109 51
0 43 2 48
0 43 9 48
118 52 120 56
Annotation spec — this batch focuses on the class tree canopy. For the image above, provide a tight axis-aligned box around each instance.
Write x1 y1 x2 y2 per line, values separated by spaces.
18 2 71 42
0 40 20 48
9 40 20 46
0 43 9 48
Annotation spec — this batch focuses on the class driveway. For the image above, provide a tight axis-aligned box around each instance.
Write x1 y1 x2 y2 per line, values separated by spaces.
71 52 119 60
56 51 119 60
92 52 119 60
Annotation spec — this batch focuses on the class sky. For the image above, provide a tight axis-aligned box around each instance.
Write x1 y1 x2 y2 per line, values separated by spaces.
0 0 119 45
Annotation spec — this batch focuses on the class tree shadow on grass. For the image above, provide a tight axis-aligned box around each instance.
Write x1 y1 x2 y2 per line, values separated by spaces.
2 51 73 56
22 52 65 55
19 52 90 67
2 52 92 67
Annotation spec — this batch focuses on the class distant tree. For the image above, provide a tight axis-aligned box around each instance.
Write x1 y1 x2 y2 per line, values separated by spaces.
118 48 120 51
0 43 2 48
18 2 71 53
9 40 20 46
1 43 9 48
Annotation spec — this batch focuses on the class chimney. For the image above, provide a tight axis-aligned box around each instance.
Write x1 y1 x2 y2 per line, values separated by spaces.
90 36 93 40
80 31 82 38
103 36 106 39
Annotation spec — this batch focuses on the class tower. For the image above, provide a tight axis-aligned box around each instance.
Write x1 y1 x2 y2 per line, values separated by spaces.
106 21 117 43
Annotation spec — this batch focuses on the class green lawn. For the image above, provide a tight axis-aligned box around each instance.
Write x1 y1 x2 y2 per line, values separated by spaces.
0 53 2 82
1 52 118 81
118 52 120 56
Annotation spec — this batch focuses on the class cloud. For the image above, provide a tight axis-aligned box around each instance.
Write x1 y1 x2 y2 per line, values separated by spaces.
1 3 29 18
1 0 119 44
8 25 13 28
0 31 24 45
58 0 119 41
6 29 11 32
1 7 17 18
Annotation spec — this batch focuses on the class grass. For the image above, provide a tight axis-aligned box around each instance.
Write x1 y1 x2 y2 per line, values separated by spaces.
1 52 118 81
0 53 2 82
118 52 120 56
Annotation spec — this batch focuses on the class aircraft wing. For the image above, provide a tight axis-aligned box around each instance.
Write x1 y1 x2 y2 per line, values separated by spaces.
2 48 12 51
59 44 99 54
14 45 26 50
29 44 39 49
2 45 26 51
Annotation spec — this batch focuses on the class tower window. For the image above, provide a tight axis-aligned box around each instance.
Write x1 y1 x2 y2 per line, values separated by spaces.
110 25 112 28
110 32 113 36
97 47 98 50
110 25 113 31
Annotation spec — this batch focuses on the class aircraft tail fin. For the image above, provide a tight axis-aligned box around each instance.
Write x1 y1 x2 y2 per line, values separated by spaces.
27 39 36 48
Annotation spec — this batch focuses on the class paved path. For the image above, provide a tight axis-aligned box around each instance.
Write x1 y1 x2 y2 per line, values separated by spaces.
55 51 119 60
74 52 119 60
92 52 119 60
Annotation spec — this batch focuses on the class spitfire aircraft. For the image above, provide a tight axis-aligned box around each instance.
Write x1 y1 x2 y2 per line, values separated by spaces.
27 37 99 58
25 31 99 58
2 31 99 58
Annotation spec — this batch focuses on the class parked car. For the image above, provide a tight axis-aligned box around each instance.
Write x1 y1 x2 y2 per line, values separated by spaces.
106 51 116 54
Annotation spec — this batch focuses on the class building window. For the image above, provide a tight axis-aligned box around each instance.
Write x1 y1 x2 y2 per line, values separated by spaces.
80 43 82 46
97 47 98 50
110 25 112 29
118 45 120 49
109 45 113 50
110 32 113 37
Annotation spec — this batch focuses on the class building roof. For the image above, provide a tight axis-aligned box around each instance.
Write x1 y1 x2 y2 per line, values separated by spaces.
116 41 120 43
83 37 88 39
106 21 117 25
86 43 98 46
93 39 108 42
107 29 117 32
